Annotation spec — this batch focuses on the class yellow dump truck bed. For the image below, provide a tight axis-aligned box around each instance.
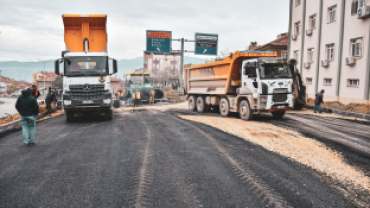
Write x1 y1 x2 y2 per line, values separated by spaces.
63 14 107 52
184 51 277 95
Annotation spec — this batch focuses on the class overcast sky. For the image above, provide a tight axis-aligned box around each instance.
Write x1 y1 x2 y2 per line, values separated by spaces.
0 0 289 62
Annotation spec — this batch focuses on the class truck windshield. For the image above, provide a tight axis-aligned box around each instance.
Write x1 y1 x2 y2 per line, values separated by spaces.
64 57 108 76
259 63 292 79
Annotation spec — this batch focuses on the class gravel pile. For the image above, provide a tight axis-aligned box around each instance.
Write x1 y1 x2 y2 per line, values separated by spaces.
177 114 370 194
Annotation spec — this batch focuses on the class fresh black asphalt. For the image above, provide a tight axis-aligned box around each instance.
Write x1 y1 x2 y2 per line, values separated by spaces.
0 108 360 207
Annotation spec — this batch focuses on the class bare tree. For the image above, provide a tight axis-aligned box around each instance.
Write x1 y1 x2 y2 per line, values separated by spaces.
219 48 231 58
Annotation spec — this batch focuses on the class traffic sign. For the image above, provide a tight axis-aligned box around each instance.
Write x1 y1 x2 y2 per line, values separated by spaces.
195 33 218 56
146 30 172 53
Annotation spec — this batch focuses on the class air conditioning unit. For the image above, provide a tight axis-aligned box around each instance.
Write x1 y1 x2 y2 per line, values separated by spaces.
345 57 356 66
306 29 313 36
357 6 370 19
303 62 311 69
321 60 329 68
292 34 297 41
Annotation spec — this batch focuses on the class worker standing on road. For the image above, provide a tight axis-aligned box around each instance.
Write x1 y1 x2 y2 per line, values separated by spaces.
45 91 54 117
15 88 39 146
31 84 40 99
149 90 155 105
133 90 141 107
314 89 325 113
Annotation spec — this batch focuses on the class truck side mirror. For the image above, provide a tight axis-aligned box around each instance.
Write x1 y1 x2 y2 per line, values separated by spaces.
113 59 118 74
55 60 60 75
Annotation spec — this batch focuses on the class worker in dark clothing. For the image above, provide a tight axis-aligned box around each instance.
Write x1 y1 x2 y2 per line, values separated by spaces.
45 91 56 117
31 84 40 99
314 89 325 113
15 88 39 146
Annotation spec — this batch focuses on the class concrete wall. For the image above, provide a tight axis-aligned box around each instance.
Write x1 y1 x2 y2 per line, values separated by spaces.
289 0 304 64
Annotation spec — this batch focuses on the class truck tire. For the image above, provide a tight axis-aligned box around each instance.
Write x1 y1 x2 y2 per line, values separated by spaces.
106 110 113 120
188 95 197 111
66 112 74 122
219 97 230 117
272 111 286 119
196 96 207 113
293 102 304 110
239 100 253 120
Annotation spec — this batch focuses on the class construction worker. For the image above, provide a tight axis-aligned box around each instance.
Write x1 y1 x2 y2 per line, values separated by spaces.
31 84 40 99
314 89 325 113
149 90 155 104
133 90 141 107
119 91 124 100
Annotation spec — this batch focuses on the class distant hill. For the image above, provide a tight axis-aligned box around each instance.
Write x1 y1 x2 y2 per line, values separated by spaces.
0 56 207 82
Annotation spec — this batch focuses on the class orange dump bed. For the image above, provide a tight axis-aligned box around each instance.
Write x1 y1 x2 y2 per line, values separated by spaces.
184 51 277 95
63 14 107 52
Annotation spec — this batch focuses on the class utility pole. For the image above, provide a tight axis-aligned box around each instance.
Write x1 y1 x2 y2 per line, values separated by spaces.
44 61 46 95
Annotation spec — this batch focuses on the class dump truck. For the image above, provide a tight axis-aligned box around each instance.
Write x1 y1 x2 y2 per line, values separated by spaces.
54 14 118 122
184 51 294 120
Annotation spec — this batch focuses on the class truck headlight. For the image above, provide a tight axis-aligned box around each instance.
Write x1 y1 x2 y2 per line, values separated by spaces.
103 99 111 104
64 100 71 105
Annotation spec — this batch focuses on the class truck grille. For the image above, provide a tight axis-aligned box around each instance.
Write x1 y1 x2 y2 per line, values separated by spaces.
69 84 105 100
273 94 288 102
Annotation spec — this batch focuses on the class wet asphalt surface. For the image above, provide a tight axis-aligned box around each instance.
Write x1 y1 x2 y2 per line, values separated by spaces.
0 107 366 207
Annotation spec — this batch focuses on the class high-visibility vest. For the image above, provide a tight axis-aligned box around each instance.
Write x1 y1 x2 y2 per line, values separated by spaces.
35 89 39 97
135 91 141 99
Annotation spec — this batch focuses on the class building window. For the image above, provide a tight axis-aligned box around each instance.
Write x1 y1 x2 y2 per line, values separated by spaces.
352 0 366 14
306 77 313 84
296 0 301 6
308 48 314 63
324 78 332 86
294 50 299 62
310 15 317 29
347 79 359 87
328 6 337 23
281 51 287 58
326 44 335 60
351 38 363 57
295 22 301 34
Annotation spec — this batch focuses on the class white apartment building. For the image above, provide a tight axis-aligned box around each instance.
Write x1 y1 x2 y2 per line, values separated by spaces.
143 52 181 78
288 0 370 104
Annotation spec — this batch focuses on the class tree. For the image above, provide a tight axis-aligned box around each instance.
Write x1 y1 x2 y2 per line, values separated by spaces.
219 48 231 58
7 83 18 94
54 75 63 89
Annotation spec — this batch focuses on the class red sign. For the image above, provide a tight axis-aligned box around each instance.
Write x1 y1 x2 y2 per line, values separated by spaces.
147 32 171 39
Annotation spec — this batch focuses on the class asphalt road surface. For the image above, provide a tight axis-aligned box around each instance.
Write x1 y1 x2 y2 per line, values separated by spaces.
0 108 363 207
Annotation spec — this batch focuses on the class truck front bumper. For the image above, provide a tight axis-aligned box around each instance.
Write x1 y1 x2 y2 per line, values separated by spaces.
258 94 293 111
63 93 112 113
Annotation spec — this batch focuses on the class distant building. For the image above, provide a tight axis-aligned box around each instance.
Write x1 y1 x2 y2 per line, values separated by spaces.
288 0 370 104
110 77 123 94
247 34 288 58
34 72 58 94
143 51 181 88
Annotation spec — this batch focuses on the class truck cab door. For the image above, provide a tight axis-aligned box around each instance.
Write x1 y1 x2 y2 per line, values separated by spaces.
241 62 258 93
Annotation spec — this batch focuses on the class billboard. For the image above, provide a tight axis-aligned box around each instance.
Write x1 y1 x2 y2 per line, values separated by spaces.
195 33 218 56
146 30 172 53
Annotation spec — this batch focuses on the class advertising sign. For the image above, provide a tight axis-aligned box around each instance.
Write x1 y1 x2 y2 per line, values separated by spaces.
146 30 172 53
195 33 218 56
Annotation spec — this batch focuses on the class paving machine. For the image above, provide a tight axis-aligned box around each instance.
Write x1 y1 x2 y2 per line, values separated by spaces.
124 72 164 103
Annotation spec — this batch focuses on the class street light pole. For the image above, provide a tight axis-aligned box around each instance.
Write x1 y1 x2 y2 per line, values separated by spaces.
44 61 46 95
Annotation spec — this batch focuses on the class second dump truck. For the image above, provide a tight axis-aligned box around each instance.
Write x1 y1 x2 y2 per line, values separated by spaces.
184 51 294 120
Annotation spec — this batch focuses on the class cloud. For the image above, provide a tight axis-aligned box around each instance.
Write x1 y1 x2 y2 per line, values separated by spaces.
0 0 289 61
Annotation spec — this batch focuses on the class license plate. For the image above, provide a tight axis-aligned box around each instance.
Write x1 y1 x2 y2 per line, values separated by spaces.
276 106 285 109
82 100 93 104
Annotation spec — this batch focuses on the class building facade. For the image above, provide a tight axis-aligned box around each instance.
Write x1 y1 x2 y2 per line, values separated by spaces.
248 33 289 58
288 0 370 104
143 52 181 78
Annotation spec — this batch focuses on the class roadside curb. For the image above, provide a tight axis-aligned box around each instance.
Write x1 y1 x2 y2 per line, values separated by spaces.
306 105 370 121
0 109 61 137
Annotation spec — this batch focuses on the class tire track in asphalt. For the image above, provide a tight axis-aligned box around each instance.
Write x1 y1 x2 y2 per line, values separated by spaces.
163 111 292 208
133 112 154 208
146 110 204 208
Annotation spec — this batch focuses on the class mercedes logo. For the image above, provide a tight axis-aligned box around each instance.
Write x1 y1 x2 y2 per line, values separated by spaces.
83 84 91 92
278 82 284 86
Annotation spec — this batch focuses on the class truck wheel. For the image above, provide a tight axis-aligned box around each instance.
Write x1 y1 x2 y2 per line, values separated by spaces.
239 100 253 120
196 96 208 113
106 110 113 120
272 111 286 119
219 97 230 117
293 103 304 110
66 112 74 122
188 95 197 111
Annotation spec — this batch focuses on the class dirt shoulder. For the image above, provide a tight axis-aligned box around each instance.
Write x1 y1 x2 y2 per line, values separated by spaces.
307 98 370 115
